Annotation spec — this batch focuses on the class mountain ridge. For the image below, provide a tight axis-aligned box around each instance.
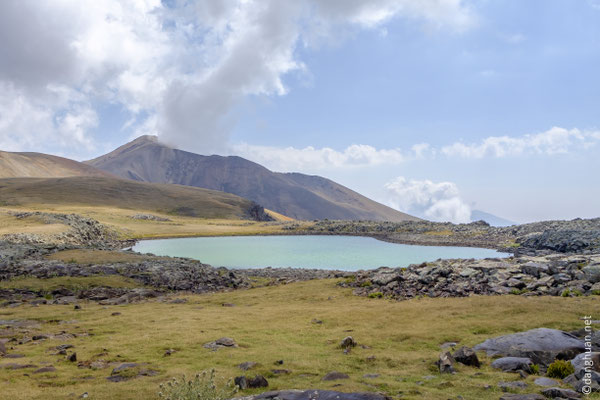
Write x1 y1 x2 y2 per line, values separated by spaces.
86 136 418 222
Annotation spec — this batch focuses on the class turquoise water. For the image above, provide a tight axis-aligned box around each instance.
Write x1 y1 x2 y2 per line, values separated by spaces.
132 235 508 271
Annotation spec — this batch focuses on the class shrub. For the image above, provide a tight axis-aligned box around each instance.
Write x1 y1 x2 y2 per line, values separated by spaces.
546 360 575 379
158 370 237 400
368 292 383 299
530 364 540 375
592 290 600 296
360 280 372 287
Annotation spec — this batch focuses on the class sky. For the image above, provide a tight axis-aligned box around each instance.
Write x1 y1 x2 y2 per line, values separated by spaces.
0 0 599 223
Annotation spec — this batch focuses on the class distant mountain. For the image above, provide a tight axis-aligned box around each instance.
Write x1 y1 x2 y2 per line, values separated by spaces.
86 135 418 222
471 209 516 227
0 176 271 220
0 150 112 179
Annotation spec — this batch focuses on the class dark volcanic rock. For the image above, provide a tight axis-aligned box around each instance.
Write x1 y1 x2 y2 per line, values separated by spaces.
452 346 480 367
474 328 585 366
540 387 582 399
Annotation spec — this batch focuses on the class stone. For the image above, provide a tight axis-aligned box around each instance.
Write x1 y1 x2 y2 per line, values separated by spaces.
203 337 237 350
34 366 57 373
498 381 528 391
436 352 455 373
0 363 37 369
540 387 582 399
534 377 559 387
473 328 585 366
340 336 357 349
238 361 258 370
583 265 600 283
521 262 549 278
452 346 480 367
271 369 291 375
322 371 349 381
163 349 176 357
0 341 6 355
67 352 77 362
490 357 533 373
248 375 269 388
570 351 600 373
222 303 235 307
235 376 248 389
440 341 458 350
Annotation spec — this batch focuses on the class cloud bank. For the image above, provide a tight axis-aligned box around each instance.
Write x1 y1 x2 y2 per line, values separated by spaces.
0 0 475 156
385 176 471 223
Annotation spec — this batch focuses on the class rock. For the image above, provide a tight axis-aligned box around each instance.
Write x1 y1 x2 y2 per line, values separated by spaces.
0 341 6 355
340 336 357 349
0 363 37 369
435 352 455 373
108 363 157 382
498 381 528 391
248 375 269 388
231 390 389 400
238 361 258 371
236 375 268 388
274 360 284 365
271 369 291 375
235 376 248 389
222 303 235 307
67 352 77 362
491 357 533 373
74 304 81 310
322 371 349 381
311 319 323 324
473 328 585 366
499 395 545 400
534 377 559 387
583 265 600 283
540 387 582 399
570 351 600 373
521 262 549 278
163 349 176 357
33 366 57 373
203 337 237 350
452 346 480 367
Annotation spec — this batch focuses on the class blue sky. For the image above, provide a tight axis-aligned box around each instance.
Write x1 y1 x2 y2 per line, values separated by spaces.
1 0 599 223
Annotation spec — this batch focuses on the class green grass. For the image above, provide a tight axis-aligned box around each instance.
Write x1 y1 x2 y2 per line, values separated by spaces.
0 279 598 400
0 275 142 292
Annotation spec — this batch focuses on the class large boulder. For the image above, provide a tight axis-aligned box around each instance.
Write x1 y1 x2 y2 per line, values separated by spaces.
583 264 600 283
452 346 480 367
570 352 600 373
540 387 582 399
232 390 390 400
473 328 585 366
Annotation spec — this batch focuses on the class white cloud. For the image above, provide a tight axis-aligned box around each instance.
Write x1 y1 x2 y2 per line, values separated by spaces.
0 0 476 156
441 127 600 158
385 176 471 223
232 142 433 171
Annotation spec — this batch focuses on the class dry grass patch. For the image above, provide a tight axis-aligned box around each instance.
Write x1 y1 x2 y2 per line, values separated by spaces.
0 279 598 400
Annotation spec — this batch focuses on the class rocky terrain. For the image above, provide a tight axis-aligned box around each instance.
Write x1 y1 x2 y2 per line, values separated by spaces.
295 218 600 255
342 253 600 300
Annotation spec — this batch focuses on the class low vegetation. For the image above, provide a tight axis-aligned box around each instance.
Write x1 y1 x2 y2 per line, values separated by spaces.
1 279 598 400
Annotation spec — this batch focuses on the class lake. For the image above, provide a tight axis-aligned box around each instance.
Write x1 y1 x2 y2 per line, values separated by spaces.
132 235 508 271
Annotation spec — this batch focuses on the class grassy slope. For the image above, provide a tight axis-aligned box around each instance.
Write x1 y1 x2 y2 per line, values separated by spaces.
0 151 112 179
0 176 264 220
1 279 598 400
0 205 300 240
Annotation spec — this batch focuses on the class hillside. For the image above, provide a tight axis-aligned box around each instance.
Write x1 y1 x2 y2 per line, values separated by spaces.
0 151 111 178
0 176 271 220
86 136 418 222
